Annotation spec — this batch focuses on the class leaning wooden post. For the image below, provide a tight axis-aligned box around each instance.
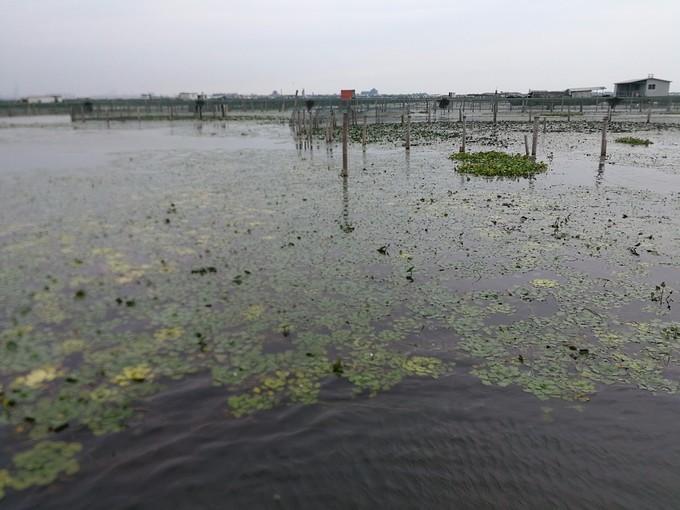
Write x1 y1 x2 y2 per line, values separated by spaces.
362 114 367 151
342 112 349 177
600 116 608 158
531 116 539 158
460 115 466 153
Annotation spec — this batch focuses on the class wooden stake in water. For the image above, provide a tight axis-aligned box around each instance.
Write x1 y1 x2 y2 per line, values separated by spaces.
492 93 498 126
342 112 349 177
531 116 539 158
308 110 313 147
542 117 547 134
647 104 652 124
362 114 367 151
460 115 467 153
405 108 411 152
524 134 530 157
600 116 608 158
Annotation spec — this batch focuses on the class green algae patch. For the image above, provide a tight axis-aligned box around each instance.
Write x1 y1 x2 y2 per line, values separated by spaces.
615 137 653 146
449 151 547 177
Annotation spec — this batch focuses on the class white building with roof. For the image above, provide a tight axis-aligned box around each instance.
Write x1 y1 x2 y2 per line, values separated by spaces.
614 76 671 97
21 95 63 104
565 87 605 98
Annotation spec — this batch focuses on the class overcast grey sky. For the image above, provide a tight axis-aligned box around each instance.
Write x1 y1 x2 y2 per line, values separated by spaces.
1 0 678 97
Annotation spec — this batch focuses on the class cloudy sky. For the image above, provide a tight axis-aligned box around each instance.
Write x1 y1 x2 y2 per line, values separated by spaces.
1 0 678 98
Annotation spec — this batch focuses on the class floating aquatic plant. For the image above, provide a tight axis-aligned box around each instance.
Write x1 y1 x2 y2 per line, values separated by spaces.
0 442 81 500
615 136 653 146
449 151 547 177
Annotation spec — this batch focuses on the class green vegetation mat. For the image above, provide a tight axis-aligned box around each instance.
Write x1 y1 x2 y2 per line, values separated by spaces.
449 151 547 177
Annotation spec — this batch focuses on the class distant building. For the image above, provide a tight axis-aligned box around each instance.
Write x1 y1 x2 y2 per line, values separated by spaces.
614 76 671 97
528 90 564 98
21 95 62 104
360 88 379 97
177 92 199 100
211 93 239 99
565 87 605 98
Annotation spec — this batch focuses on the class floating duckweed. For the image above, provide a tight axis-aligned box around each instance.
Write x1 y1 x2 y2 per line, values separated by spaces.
154 327 184 342
521 376 595 402
449 151 548 177
615 136 653 146
401 356 446 377
228 392 277 417
531 278 559 288
112 364 153 386
0 442 81 499
287 370 321 404
88 386 122 403
12 366 61 389
473 362 522 388
58 339 86 355
243 304 264 321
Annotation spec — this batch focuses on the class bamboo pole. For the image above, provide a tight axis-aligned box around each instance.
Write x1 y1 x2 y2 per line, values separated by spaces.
460 115 466 153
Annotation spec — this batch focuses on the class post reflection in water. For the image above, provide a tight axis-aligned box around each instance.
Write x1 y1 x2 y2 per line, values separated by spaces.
340 175 354 234
596 156 606 187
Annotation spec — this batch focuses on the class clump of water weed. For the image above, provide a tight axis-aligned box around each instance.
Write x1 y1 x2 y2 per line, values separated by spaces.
615 136 653 146
449 151 547 178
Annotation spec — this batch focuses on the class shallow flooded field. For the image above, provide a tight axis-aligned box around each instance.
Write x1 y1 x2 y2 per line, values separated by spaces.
1 119 680 509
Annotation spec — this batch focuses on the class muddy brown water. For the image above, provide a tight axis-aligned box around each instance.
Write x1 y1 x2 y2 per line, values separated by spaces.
1 120 679 509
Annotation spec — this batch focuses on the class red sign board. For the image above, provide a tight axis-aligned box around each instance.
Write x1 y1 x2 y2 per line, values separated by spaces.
340 89 355 101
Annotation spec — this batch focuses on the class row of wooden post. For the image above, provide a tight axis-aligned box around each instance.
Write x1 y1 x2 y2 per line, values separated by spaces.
299 106 611 175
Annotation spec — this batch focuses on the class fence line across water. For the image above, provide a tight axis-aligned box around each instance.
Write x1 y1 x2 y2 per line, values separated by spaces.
2 95 680 124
